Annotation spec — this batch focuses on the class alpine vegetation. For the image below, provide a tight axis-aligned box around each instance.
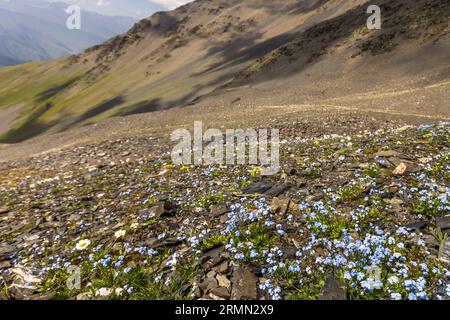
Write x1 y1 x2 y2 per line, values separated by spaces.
0 122 448 300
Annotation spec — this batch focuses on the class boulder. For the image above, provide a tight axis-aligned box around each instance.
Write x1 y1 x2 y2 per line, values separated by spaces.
2 268 42 299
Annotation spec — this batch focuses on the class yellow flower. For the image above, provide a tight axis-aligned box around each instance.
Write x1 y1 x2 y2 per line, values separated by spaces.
115 230 126 238
249 167 262 177
75 239 91 251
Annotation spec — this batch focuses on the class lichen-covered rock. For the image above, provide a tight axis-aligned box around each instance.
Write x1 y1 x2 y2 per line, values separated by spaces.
2 268 42 300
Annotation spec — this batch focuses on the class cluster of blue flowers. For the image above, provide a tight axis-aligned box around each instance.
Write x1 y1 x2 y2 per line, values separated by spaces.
399 173 450 218
222 199 284 261
259 279 282 300
223 199 274 235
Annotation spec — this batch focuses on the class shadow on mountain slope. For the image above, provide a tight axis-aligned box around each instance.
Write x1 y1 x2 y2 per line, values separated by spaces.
231 0 450 85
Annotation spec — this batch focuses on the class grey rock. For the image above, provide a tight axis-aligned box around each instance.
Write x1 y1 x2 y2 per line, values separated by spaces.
209 204 229 217
0 260 12 269
264 184 291 197
434 278 450 300
437 216 450 231
199 277 218 293
149 201 175 218
270 197 290 214
2 268 42 299
374 150 400 158
216 274 231 289
0 243 15 259
438 238 450 264
214 260 229 274
387 157 402 167
202 245 225 259
405 221 427 230
405 162 421 174
319 276 347 300
297 188 309 197
152 238 183 249
230 268 258 300
242 181 273 194
210 286 230 299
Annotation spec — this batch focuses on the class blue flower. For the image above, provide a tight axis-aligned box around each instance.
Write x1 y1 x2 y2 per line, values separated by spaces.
235 253 245 260
408 292 417 300
249 250 258 258
391 292 402 300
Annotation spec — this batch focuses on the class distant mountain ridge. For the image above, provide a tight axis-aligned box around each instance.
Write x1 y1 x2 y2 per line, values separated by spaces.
0 0 136 65
0 54 21 67
47 0 167 19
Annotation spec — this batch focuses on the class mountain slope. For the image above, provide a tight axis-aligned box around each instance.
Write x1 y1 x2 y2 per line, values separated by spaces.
0 0 448 143
0 0 136 65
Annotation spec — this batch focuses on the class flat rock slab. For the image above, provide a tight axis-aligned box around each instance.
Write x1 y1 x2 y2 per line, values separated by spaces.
242 181 273 194
209 204 229 217
0 243 15 259
242 181 290 197
439 239 450 264
271 197 290 214
437 216 450 231
404 221 428 230
374 150 401 158
230 268 258 300
264 184 290 197
209 286 230 299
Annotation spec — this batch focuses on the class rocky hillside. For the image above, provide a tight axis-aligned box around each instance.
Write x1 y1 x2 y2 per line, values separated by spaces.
0 0 448 143
0 0 449 301
0 117 448 300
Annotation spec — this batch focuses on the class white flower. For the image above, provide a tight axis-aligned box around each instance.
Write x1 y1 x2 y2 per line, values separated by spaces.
114 288 125 296
75 239 91 251
115 230 126 238
388 276 399 284
95 287 113 297
130 223 139 230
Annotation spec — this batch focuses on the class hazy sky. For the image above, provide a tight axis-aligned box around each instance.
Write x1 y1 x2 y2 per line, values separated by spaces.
46 0 194 18
150 0 194 10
